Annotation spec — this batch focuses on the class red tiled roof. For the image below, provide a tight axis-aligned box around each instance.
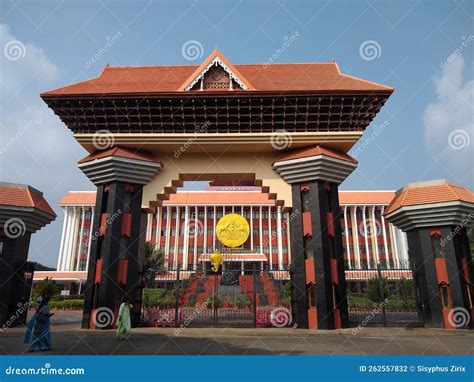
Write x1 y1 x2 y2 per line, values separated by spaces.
385 180 474 215
274 145 357 164
41 52 393 96
78 147 160 164
58 192 96 206
0 183 56 217
339 191 395 205
33 271 87 280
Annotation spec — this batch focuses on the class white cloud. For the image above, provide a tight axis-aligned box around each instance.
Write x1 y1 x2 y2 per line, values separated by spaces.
423 54 474 184
0 23 90 267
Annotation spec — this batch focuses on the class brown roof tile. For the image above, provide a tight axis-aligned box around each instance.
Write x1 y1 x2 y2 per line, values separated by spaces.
385 180 474 215
41 52 393 96
0 183 56 217
78 147 160 164
274 145 357 164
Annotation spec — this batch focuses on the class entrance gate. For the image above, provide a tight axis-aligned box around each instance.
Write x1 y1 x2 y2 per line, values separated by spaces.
141 268 292 328
345 261 423 327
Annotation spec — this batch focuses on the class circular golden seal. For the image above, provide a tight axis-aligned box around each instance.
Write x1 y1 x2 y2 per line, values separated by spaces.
216 213 250 248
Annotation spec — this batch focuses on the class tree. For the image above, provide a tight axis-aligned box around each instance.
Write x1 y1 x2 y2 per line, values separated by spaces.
143 242 165 288
32 277 58 300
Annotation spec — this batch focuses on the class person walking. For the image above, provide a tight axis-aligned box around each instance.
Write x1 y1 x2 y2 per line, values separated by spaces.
24 295 54 352
116 296 133 340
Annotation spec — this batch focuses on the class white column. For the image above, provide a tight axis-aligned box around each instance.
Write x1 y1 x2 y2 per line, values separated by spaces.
85 207 94 273
66 207 79 271
250 206 254 251
75 207 86 271
286 212 291 265
389 223 399 268
380 206 390 269
213 206 217 249
259 206 263 254
155 207 161 248
343 206 351 269
182 206 190 270
193 206 198 270
60 207 73 271
146 213 152 241
370 206 380 265
57 207 69 270
268 206 272 270
351 206 361 268
165 206 171 269
241 261 244 275
276 206 283 270
401 231 409 264
362 207 371 268
174 206 180 269
241 205 243 215
203 206 208 252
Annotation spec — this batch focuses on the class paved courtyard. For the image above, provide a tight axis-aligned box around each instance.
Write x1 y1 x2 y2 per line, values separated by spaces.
1 311 472 356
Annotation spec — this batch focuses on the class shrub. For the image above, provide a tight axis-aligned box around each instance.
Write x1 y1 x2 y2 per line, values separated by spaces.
236 296 250 309
205 296 220 309
48 299 84 310
366 277 388 302
142 288 166 307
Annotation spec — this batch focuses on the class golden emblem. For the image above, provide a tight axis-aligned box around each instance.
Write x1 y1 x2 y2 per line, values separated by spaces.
210 251 223 273
216 213 250 248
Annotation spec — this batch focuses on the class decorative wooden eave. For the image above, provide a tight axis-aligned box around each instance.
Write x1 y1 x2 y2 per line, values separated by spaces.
178 48 255 91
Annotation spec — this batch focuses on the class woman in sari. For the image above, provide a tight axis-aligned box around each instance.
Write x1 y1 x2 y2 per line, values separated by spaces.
116 296 133 340
24 295 54 352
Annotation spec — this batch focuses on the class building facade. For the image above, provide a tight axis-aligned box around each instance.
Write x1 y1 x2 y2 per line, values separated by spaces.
52 189 408 279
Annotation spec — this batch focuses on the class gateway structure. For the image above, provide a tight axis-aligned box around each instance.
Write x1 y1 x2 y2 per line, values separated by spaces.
41 49 393 329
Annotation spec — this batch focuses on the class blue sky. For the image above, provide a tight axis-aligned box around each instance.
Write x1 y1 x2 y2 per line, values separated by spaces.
1 0 472 267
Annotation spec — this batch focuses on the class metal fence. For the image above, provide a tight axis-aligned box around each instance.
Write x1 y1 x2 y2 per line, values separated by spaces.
345 262 423 327
141 267 292 328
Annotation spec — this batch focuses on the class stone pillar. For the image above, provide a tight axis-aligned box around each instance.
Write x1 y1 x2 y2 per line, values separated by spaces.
0 183 55 327
385 180 474 330
273 145 357 330
78 147 162 329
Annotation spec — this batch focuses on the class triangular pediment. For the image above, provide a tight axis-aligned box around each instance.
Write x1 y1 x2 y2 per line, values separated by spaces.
179 49 254 91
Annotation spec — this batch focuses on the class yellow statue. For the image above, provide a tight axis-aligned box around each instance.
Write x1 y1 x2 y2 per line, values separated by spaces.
216 213 250 248
210 251 223 273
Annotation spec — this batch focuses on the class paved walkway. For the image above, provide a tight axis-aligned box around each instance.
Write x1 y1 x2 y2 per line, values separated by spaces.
1 311 472 355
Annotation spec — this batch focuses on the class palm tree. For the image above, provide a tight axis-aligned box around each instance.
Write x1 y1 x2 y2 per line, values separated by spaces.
143 242 165 288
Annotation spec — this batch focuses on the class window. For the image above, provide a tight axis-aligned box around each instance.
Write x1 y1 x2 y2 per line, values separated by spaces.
170 229 176 236
262 228 269 235
272 245 278 253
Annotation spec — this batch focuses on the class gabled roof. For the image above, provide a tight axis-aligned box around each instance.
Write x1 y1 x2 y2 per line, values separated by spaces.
178 48 254 91
41 50 393 97
385 180 474 215
0 182 56 217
